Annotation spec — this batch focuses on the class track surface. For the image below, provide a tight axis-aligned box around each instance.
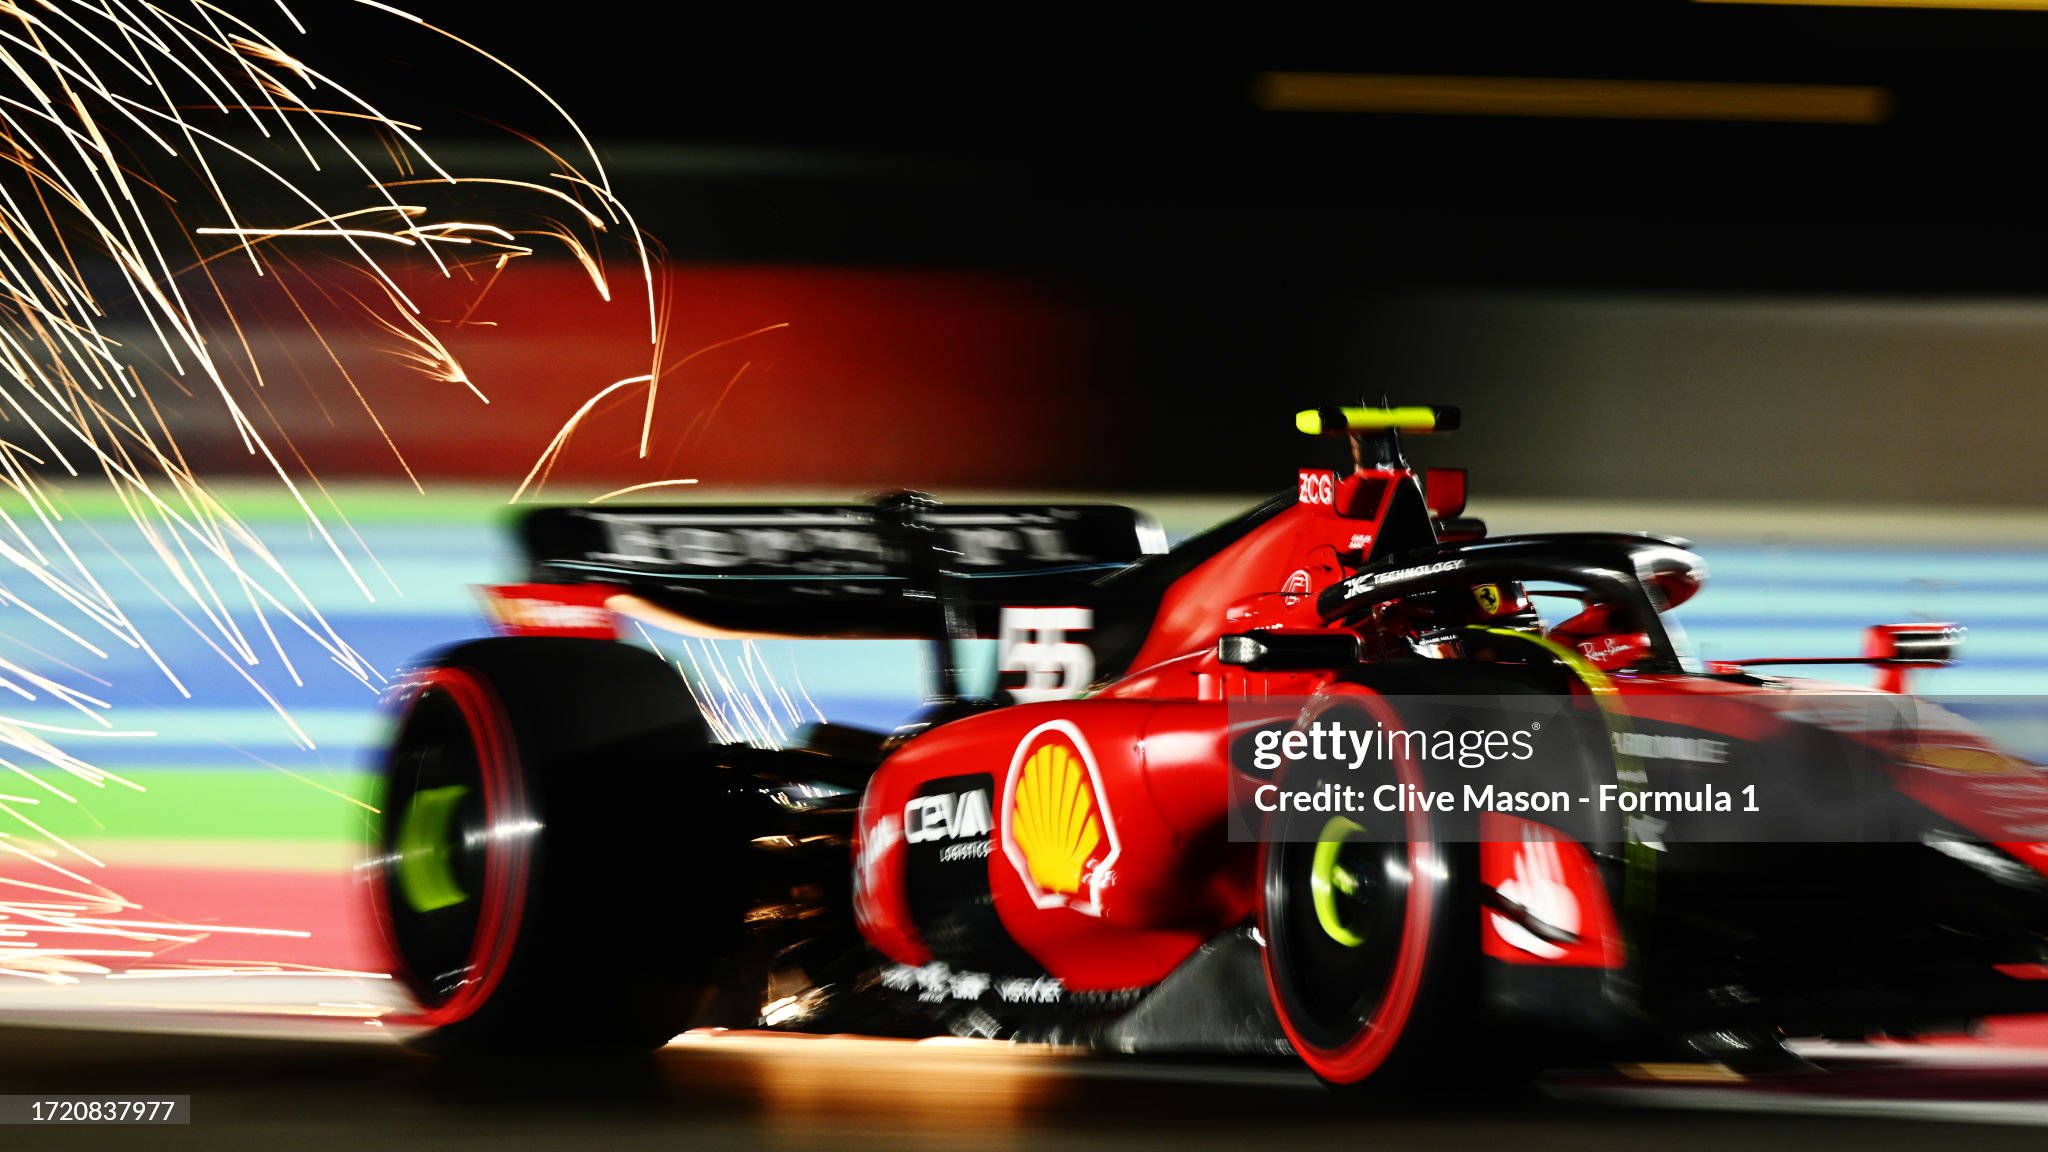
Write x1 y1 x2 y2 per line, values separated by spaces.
11 1019 2048 1150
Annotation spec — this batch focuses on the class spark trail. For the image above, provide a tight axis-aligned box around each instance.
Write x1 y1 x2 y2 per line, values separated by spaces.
0 0 659 981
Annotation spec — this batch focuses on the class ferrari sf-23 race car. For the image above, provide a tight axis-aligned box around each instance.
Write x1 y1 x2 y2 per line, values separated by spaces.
369 406 2048 1087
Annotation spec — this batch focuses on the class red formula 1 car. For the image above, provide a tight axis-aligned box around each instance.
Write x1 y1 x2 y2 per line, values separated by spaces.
370 406 2048 1086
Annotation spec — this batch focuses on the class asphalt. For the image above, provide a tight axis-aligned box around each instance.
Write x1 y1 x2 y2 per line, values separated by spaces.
9 1018 2048 1150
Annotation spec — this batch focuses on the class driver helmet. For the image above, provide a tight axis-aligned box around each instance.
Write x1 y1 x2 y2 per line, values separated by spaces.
1383 580 1541 657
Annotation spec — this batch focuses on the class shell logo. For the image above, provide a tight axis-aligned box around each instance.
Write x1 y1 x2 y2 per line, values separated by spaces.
1002 720 1121 916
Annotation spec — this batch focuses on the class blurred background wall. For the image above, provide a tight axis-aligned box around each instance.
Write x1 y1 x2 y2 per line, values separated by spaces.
1334 293 2048 506
122 4 2048 509
168 274 2048 506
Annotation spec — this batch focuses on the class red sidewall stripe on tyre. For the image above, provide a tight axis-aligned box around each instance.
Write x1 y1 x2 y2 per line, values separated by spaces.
1258 689 1440 1085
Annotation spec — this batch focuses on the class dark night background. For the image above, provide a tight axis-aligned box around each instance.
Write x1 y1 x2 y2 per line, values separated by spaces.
386 3 2039 285
288 1 2048 502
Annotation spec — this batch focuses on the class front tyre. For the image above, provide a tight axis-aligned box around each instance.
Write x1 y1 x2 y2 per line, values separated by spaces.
373 638 732 1054
1257 694 1468 1089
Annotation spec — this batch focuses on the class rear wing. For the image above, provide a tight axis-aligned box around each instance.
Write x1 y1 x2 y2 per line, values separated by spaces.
515 497 1166 642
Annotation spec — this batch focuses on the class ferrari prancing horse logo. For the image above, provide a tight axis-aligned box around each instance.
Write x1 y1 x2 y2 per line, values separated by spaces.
1473 583 1503 616
1002 720 1121 917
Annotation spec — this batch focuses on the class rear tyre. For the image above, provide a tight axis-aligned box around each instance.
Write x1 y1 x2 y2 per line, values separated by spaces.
373 637 733 1054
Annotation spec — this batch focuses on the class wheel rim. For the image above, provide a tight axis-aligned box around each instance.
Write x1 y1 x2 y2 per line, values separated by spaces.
1260 702 1441 1084
395 784 472 914
377 667 533 1028
1309 817 1372 949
